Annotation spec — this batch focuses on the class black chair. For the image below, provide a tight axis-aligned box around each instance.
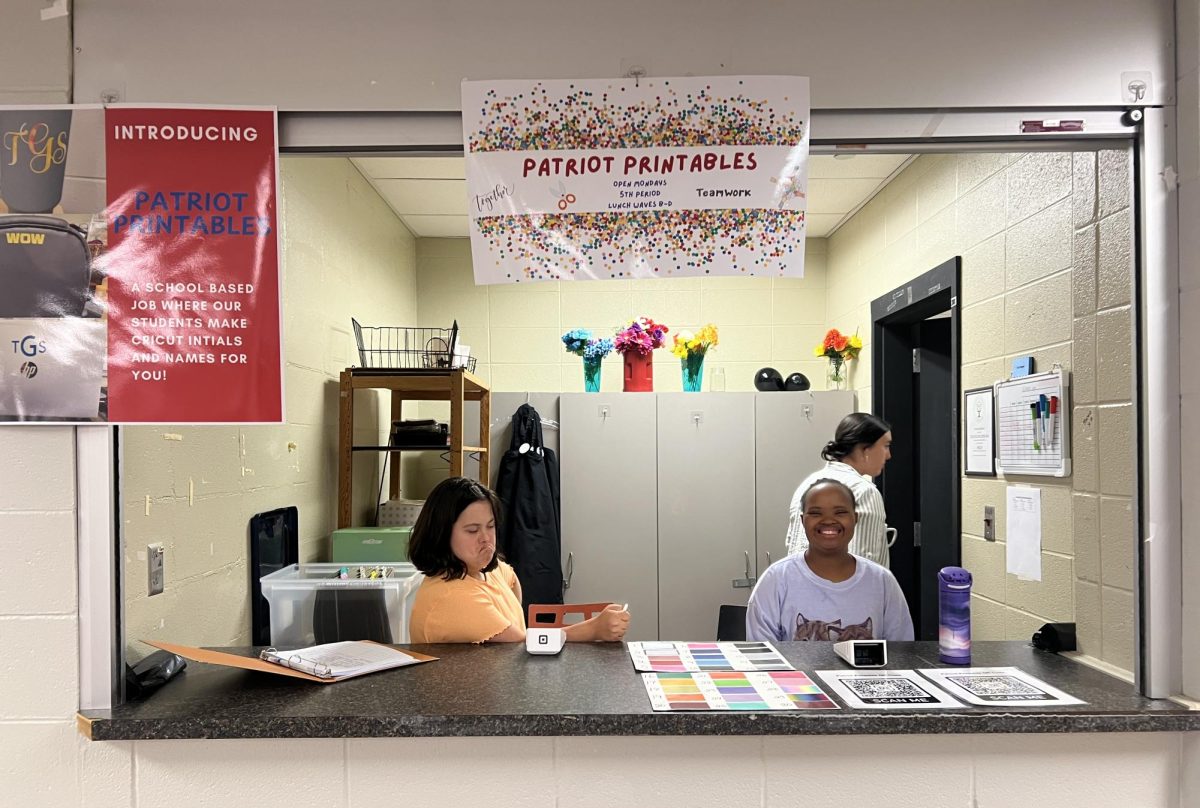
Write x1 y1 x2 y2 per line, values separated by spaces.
717 604 748 641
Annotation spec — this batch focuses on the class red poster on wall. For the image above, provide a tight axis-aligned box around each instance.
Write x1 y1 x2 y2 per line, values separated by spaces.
103 106 282 423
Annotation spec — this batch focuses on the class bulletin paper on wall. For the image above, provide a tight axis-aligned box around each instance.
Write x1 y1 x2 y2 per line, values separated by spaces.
1005 486 1042 581
642 671 838 711
0 104 282 423
917 667 1084 707
627 641 794 672
462 76 809 284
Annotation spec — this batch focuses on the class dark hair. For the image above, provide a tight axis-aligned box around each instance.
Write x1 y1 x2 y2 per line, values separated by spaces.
800 478 857 513
821 412 892 462
407 477 502 581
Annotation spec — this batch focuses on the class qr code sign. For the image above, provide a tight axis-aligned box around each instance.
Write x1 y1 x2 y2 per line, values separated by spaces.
949 675 1045 698
847 678 931 700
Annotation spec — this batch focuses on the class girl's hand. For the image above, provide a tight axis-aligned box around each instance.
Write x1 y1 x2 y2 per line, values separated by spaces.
591 603 630 642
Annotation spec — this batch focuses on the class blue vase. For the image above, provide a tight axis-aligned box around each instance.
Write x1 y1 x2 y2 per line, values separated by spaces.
681 353 704 392
583 357 602 392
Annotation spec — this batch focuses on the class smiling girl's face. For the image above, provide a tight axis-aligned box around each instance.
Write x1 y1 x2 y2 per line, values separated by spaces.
449 500 497 577
801 483 857 555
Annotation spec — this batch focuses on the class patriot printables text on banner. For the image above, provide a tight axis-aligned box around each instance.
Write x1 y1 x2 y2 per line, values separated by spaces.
462 76 810 284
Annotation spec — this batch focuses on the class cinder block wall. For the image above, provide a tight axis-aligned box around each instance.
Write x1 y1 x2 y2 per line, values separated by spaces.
414 238 830 394
120 157 417 660
825 152 1135 673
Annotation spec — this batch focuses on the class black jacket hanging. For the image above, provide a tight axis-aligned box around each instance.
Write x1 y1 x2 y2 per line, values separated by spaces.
495 403 563 610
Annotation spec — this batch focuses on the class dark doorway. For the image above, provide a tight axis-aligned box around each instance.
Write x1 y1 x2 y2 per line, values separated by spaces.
871 257 961 640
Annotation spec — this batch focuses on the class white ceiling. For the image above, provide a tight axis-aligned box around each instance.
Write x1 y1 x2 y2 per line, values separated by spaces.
351 154 912 239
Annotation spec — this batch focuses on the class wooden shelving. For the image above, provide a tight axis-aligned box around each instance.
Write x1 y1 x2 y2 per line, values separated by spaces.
337 368 491 529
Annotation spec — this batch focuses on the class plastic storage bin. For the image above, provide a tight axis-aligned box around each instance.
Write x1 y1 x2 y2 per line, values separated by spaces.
259 562 420 646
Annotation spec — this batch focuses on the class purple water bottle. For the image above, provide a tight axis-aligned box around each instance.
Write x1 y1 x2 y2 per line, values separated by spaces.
938 566 973 664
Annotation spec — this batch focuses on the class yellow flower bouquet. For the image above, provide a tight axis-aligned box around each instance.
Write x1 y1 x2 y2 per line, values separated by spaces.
672 324 719 391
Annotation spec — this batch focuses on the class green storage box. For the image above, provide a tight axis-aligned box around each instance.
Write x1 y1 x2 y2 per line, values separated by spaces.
331 526 412 563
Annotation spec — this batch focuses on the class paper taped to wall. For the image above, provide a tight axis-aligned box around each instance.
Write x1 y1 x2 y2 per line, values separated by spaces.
1005 486 1041 581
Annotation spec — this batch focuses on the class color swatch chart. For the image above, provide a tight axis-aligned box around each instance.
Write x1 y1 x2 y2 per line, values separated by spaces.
642 671 839 711
627 641 794 672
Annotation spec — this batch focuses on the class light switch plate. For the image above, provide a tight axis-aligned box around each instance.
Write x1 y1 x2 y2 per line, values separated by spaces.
148 543 165 596
984 506 995 541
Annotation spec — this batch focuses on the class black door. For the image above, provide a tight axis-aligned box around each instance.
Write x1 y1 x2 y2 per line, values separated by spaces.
871 258 960 639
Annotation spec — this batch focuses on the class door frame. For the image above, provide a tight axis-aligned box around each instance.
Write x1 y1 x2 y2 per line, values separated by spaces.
871 257 961 639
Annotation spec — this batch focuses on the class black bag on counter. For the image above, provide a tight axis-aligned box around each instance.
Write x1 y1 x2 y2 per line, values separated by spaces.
0 215 91 317
495 404 563 610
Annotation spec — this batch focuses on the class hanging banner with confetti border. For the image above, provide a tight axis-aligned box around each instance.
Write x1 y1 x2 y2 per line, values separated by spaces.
462 76 809 284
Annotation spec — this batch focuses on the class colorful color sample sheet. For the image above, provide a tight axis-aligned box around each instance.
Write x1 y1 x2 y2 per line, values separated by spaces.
627 641 793 672
642 671 838 712
816 669 963 710
917 666 1085 707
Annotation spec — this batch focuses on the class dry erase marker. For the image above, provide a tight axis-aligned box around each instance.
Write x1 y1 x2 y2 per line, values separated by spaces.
1039 394 1049 447
1048 396 1058 447
1030 403 1041 451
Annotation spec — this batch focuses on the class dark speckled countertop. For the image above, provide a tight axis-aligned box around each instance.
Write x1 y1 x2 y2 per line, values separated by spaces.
79 641 1199 740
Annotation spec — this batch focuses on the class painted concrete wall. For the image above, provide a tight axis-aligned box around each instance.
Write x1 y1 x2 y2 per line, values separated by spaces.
825 151 1135 673
415 237 829 395
72 0 1175 110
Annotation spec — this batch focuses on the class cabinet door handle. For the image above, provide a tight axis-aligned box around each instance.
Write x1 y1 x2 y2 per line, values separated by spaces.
732 550 756 589
563 552 574 591
765 550 772 567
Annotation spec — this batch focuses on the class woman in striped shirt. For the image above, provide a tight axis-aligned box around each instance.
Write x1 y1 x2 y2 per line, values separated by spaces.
785 413 894 567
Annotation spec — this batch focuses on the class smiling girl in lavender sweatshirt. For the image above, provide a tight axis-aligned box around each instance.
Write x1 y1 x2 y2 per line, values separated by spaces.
747 479 913 643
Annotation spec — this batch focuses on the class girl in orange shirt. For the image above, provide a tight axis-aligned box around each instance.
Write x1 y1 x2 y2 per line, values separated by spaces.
408 477 630 643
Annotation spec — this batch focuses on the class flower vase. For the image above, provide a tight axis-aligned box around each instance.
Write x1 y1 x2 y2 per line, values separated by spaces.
583 357 602 392
827 357 847 390
681 352 705 392
623 351 654 392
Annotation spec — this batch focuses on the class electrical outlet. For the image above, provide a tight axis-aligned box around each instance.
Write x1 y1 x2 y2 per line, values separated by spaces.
147 543 165 596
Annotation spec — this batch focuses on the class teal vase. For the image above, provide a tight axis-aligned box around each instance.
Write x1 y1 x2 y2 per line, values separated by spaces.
583 356 602 392
681 352 705 392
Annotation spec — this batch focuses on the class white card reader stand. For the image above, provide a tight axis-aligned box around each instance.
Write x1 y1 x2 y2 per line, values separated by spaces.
526 627 566 655
834 639 887 668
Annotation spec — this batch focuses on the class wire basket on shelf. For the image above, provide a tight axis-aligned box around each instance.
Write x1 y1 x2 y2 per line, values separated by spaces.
351 318 477 372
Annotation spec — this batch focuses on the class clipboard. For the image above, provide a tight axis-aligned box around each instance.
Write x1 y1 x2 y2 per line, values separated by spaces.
145 640 438 684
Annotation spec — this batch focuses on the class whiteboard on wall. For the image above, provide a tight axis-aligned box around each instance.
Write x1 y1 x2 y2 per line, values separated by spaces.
994 370 1071 478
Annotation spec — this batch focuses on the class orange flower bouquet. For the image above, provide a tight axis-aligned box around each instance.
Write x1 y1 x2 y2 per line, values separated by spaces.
813 328 863 388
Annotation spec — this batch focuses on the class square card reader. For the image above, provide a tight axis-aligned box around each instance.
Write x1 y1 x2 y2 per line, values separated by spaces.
526 627 566 655
834 639 887 668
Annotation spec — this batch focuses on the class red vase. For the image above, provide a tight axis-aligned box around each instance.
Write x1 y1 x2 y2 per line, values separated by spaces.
623 351 654 392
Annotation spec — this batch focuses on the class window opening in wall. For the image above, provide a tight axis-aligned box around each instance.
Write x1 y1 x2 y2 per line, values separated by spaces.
109 140 1142 703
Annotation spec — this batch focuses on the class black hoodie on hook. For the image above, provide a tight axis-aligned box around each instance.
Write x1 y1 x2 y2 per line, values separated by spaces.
495 403 563 609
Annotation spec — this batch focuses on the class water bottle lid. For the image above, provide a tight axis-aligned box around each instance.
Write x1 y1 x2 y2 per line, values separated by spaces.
938 565 973 588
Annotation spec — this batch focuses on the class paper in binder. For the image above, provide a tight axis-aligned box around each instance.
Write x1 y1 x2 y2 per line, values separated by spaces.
145 640 436 684
258 641 420 680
